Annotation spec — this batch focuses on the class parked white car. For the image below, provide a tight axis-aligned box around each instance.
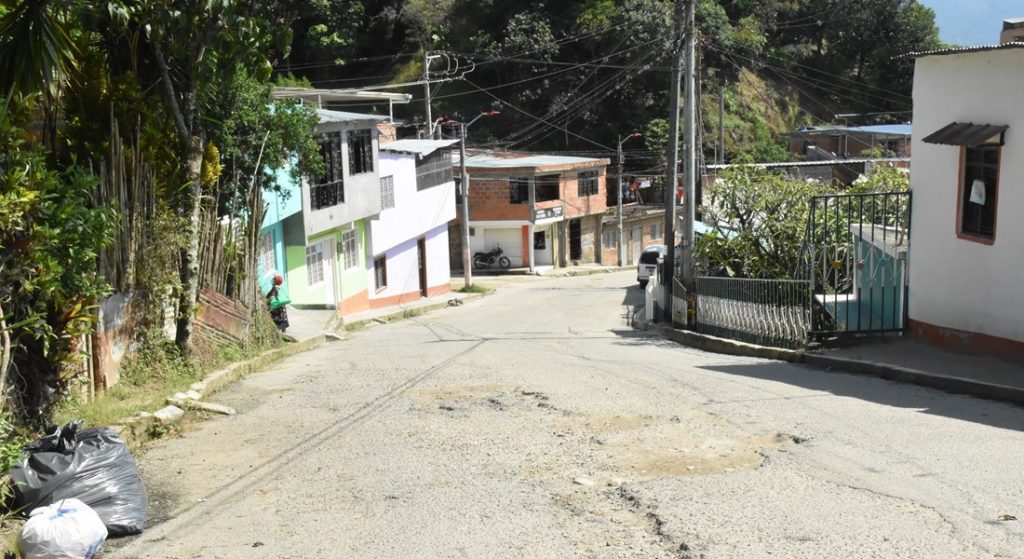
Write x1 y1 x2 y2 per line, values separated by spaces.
637 245 667 287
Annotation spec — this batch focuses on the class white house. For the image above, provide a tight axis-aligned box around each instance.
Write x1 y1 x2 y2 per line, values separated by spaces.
370 139 459 306
908 39 1024 361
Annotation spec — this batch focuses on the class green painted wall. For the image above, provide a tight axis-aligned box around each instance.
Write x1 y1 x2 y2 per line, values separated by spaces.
306 219 370 306
284 244 328 307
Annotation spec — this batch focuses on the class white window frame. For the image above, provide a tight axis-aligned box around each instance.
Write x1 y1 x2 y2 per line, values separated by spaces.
603 230 616 249
341 230 358 270
650 222 661 240
305 242 324 286
380 175 395 210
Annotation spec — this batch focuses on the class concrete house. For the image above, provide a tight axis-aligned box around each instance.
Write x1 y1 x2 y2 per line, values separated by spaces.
370 139 458 306
451 152 611 272
907 38 1024 361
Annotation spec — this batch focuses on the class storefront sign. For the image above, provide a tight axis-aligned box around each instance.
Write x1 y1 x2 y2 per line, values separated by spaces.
534 206 563 221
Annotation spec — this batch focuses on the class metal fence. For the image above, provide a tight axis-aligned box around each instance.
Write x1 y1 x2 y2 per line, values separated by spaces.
806 191 910 339
689 276 811 349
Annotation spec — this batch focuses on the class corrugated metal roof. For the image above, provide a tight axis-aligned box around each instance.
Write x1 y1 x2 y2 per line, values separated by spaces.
464 153 608 169
316 109 388 124
921 122 1008 147
381 139 459 157
849 124 912 135
794 124 911 136
900 42 1024 58
706 157 909 170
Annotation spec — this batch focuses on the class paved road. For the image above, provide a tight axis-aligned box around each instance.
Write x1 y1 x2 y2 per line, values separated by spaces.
107 272 1024 558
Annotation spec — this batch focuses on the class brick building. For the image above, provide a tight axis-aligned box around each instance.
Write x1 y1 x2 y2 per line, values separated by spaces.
598 206 668 265
451 151 611 272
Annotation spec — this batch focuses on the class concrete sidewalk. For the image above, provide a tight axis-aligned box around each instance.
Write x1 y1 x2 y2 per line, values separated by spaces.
339 288 485 331
808 339 1024 405
652 319 1024 406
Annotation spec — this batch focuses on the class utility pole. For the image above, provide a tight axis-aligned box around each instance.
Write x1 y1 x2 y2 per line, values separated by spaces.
616 133 641 267
681 0 698 323
617 139 625 267
662 0 687 323
424 51 439 138
460 123 472 288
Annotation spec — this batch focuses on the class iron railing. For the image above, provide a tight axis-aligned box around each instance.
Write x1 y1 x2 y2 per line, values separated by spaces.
806 191 910 338
311 179 344 210
692 276 811 349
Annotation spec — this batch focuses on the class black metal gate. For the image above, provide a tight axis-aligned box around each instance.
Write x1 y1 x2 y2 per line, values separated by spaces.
569 219 582 261
806 191 911 339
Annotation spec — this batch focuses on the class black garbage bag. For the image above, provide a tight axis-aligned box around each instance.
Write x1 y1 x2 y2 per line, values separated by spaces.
10 421 148 536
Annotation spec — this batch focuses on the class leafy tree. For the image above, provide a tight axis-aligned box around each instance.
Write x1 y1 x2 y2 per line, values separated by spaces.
0 97 115 421
697 162 829 278
106 0 285 353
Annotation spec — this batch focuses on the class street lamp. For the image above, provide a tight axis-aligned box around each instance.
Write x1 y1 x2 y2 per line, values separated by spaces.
617 132 642 267
444 111 501 288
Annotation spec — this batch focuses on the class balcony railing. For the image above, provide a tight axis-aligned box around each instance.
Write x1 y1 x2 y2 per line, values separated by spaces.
311 180 344 210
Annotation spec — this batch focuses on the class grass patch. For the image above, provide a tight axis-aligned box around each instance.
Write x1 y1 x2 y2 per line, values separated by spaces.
54 309 284 429
455 283 492 294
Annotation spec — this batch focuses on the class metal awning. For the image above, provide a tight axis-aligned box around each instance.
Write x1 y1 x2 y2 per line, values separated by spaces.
922 122 1008 147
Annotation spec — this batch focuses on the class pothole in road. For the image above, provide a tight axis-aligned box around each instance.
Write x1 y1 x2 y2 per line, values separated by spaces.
557 413 799 480
406 385 575 416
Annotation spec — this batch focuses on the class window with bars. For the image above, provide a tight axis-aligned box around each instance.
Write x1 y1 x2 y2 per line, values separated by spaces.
578 170 599 196
959 145 1000 241
510 177 529 204
416 149 453 190
312 132 344 210
348 129 374 175
380 175 395 209
305 243 324 286
341 230 358 269
258 232 275 275
374 255 387 290
650 222 661 240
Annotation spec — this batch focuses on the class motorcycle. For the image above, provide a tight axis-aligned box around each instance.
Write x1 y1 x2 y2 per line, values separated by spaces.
473 246 511 270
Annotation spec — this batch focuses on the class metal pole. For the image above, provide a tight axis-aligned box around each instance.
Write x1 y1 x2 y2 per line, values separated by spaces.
681 0 697 306
662 0 686 323
528 176 536 273
617 136 625 267
423 51 433 138
718 80 726 165
460 123 472 288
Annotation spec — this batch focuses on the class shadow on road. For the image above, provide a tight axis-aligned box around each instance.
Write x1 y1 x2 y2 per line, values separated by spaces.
698 362 1024 433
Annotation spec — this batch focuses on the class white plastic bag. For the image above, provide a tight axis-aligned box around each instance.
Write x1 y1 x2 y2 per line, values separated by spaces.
19 499 108 559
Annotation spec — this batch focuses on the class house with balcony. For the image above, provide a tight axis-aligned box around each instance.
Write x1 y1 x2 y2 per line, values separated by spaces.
369 139 459 306
450 152 611 273
906 38 1024 361
258 109 388 315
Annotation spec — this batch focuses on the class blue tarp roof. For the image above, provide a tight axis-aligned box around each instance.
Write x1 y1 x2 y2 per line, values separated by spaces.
794 124 912 136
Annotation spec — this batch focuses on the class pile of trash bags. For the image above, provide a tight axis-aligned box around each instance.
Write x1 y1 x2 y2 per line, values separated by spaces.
10 421 148 558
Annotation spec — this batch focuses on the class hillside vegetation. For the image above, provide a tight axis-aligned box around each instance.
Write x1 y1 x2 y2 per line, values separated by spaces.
279 0 942 165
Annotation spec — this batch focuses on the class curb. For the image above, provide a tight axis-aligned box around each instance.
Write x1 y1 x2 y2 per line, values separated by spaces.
652 324 1024 406
802 353 1024 406
549 266 632 278
340 293 485 332
113 335 326 452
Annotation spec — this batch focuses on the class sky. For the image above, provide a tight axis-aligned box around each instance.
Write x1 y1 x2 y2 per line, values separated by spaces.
919 0 1024 46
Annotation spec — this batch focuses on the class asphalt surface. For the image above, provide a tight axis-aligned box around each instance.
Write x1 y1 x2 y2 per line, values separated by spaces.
106 272 1024 558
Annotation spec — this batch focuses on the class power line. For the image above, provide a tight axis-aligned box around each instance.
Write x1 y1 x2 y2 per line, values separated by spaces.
463 78 614 151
